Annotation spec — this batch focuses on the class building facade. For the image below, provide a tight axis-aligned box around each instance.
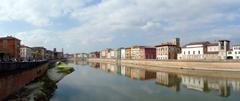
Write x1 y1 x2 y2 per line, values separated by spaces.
125 47 132 59
20 45 33 61
131 46 143 59
89 51 100 58
45 50 54 60
100 48 112 59
156 44 180 60
110 49 117 59
32 47 46 61
218 40 230 59
0 36 21 61
178 40 230 60
121 48 126 59
155 38 181 60
130 46 156 60
141 47 156 59
227 44 240 59
75 53 89 61
116 48 122 59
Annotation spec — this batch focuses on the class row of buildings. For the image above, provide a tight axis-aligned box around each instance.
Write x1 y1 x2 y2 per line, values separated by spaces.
0 36 64 62
88 38 240 60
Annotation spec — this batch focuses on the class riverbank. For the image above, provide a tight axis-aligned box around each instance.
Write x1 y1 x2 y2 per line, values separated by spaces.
0 62 49 100
5 62 74 101
88 59 240 71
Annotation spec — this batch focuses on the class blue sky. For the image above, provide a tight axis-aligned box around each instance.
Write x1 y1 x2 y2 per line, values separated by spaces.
0 0 240 53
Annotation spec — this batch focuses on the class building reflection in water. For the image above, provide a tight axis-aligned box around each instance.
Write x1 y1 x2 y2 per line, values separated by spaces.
68 59 88 65
88 62 240 97
181 75 208 92
156 72 181 92
130 68 156 80
89 62 100 69
120 65 156 80
98 63 156 80
181 76 231 97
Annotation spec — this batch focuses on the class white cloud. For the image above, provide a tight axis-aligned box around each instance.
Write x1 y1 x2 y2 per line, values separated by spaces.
0 0 92 26
1 0 240 52
65 0 240 46
15 29 61 50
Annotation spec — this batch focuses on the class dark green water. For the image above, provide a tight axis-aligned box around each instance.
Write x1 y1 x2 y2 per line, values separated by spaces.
51 62 240 101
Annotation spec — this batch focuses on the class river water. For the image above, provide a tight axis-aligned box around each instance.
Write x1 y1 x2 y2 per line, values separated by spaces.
50 62 240 101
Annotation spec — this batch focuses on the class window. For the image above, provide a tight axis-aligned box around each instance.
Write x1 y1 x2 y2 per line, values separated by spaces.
188 51 190 55
193 51 195 54
220 42 224 50
198 51 200 54
235 52 238 54
184 51 185 55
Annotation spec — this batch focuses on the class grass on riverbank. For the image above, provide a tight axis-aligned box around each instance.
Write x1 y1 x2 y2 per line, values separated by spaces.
56 62 74 73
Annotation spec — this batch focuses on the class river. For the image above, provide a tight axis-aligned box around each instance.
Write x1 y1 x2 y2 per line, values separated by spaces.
50 62 240 101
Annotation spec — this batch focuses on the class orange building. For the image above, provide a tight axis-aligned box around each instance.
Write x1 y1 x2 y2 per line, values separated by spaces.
0 36 21 61
125 47 132 59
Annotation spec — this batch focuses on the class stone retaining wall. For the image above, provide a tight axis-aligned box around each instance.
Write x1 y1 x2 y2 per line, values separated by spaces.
88 59 240 71
0 62 49 100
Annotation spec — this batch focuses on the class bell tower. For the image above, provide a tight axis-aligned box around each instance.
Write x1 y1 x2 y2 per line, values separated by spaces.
218 40 230 59
172 38 180 47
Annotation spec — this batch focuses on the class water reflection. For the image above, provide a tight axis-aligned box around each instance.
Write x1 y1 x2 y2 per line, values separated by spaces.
181 75 231 97
89 62 240 97
156 72 181 92
68 59 89 65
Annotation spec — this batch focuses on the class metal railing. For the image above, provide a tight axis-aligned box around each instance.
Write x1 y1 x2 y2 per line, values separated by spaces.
0 61 48 73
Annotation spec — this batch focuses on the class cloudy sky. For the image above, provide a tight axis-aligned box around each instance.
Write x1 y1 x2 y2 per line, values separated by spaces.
0 0 240 53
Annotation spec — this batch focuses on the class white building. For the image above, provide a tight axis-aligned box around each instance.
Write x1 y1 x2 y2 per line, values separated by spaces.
100 48 111 59
110 49 116 59
110 48 122 59
107 50 111 59
227 44 240 59
20 45 33 61
178 40 230 60
121 49 126 59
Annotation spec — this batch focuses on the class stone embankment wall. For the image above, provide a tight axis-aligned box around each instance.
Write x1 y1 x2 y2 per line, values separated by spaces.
0 62 49 100
0 61 48 73
88 59 240 71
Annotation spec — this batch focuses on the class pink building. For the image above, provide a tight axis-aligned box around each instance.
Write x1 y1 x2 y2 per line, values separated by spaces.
131 46 156 59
